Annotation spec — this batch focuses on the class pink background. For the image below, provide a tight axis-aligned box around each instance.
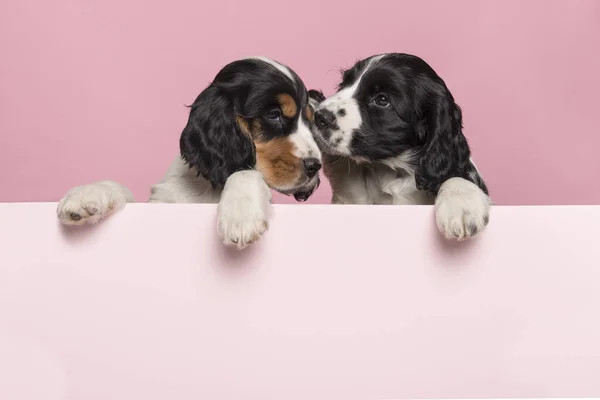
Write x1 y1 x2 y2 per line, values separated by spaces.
1 203 600 399
1 0 599 205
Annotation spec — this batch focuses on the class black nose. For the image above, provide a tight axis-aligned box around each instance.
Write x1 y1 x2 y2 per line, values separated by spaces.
302 157 322 178
314 109 336 128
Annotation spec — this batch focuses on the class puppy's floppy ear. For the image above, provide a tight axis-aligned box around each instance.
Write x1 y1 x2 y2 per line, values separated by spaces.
308 89 326 110
414 92 472 195
180 85 255 188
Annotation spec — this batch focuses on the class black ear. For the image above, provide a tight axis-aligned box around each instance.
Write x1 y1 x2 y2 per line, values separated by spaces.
180 85 255 188
308 89 326 109
414 93 473 195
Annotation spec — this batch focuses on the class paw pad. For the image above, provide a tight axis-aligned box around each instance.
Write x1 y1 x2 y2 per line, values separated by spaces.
69 212 82 221
466 222 479 236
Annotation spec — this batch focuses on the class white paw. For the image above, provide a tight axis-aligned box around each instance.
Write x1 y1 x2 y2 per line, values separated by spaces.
217 170 272 249
57 181 134 226
435 177 491 241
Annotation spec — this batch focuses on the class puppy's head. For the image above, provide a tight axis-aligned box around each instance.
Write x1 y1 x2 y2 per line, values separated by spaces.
180 57 322 201
311 53 481 194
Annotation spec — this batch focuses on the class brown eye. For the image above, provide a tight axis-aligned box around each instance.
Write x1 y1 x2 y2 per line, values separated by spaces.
373 94 390 107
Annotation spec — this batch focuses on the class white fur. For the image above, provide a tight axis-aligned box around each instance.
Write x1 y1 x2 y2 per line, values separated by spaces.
246 56 294 81
290 116 322 160
217 170 272 249
148 156 221 204
318 85 362 156
434 177 491 241
323 156 431 205
316 55 384 155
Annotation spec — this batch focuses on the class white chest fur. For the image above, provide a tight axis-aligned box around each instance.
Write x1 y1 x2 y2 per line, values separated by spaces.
323 156 433 205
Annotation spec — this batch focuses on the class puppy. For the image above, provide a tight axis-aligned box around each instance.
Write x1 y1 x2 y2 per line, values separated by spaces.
309 53 491 240
57 57 322 248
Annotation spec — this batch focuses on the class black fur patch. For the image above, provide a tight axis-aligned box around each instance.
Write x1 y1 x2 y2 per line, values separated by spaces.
308 89 326 103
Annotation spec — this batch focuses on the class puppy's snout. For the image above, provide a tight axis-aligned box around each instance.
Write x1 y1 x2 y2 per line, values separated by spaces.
314 109 336 129
302 157 322 178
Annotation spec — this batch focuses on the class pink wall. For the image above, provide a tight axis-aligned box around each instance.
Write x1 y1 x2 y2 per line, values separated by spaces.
1 0 599 205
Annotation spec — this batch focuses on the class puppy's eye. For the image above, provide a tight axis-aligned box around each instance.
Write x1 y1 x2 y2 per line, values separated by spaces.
265 108 282 122
373 94 390 107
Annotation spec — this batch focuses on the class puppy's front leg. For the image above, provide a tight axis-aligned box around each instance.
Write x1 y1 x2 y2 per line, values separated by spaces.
217 170 272 249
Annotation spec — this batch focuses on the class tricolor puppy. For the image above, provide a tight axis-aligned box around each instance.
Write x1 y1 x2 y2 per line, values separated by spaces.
57 57 322 248
309 53 491 240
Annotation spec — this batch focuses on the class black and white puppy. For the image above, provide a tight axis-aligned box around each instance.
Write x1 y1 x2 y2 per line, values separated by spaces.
57 57 322 248
309 53 491 240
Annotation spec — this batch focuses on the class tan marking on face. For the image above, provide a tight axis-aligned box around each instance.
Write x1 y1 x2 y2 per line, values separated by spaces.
236 116 252 138
305 105 314 121
277 93 297 118
250 119 264 140
247 117 303 189
254 136 302 189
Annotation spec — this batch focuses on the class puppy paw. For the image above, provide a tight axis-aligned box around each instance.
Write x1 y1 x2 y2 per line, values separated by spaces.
217 170 272 249
57 181 134 226
217 205 269 249
435 177 491 241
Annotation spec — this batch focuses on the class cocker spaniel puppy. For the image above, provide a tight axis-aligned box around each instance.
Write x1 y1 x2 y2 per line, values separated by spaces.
57 57 322 248
309 53 491 240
